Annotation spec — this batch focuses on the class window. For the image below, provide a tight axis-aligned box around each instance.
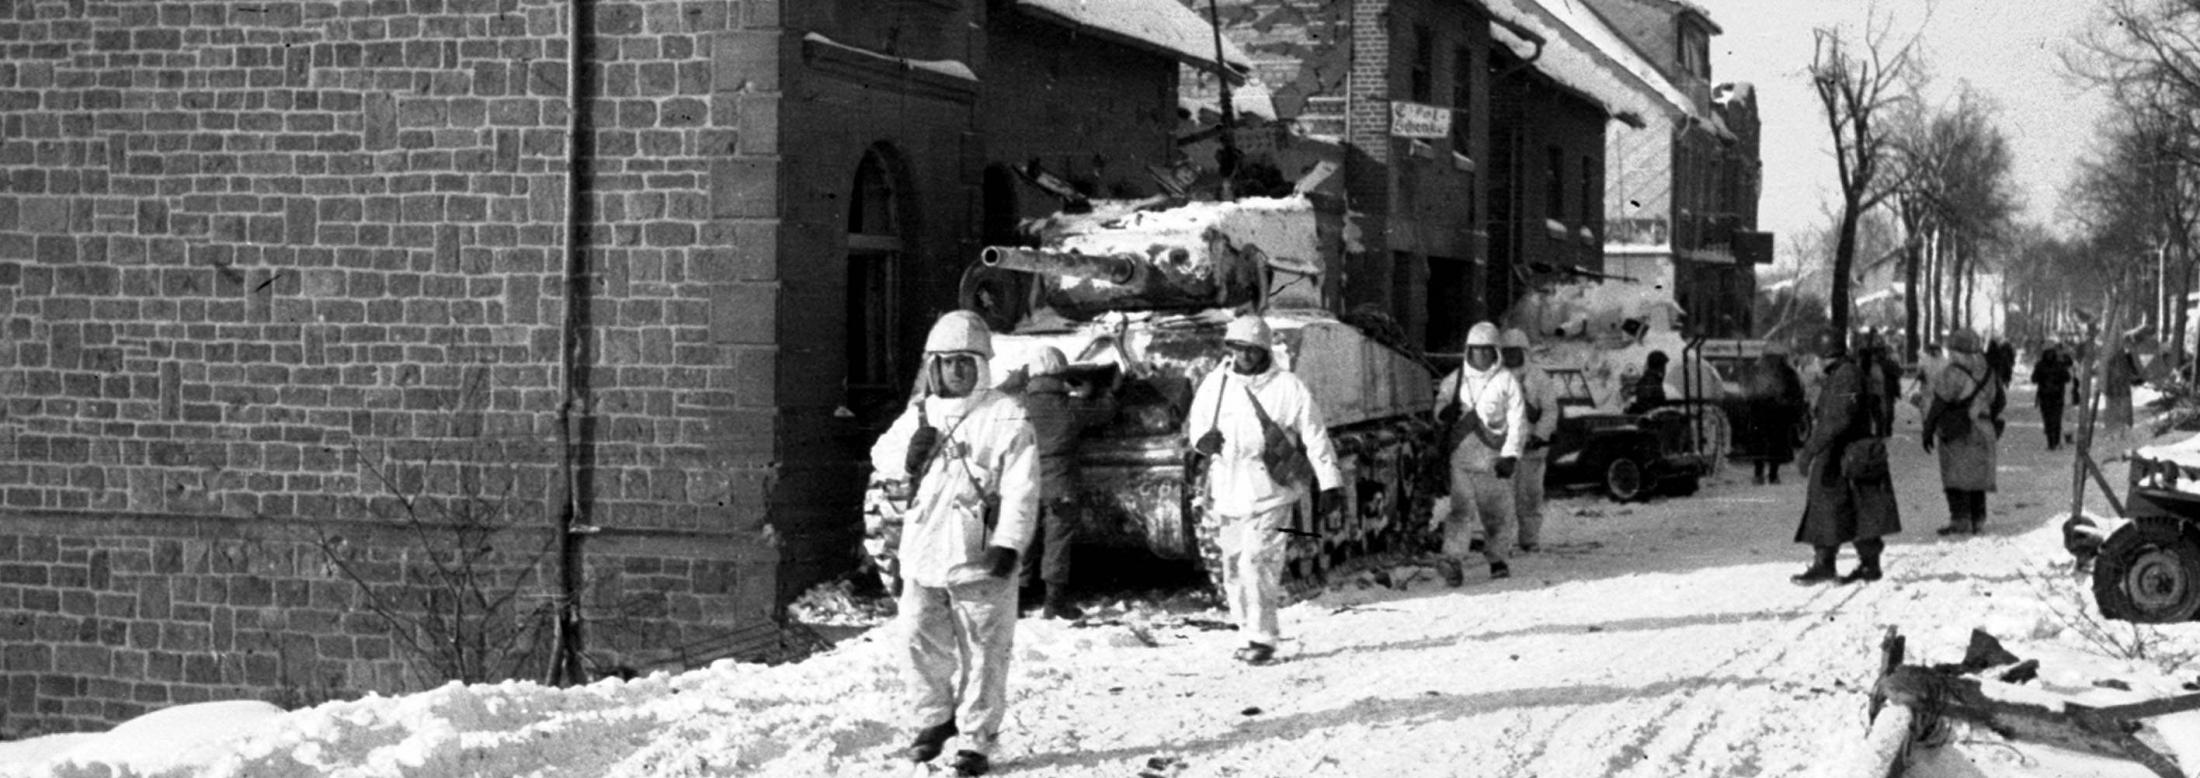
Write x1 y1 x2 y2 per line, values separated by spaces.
846 148 906 422
1410 25 1434 103
1678 26 1710 81
1451 45 1473 154
1544 145 1565 221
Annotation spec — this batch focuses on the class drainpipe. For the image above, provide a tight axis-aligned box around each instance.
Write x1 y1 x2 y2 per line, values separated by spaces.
549 0 596 687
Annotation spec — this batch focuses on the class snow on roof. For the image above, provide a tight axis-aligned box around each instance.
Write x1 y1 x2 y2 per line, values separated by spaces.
1178 79 1277 122
1484 0 1712 132
1714 81 1755 106
1015 0 1254 81
800 33 977 82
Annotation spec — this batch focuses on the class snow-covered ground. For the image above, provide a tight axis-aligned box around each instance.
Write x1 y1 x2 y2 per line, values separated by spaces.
8 382 2200 778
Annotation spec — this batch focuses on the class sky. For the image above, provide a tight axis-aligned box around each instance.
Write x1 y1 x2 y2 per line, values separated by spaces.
1691 0 2112 260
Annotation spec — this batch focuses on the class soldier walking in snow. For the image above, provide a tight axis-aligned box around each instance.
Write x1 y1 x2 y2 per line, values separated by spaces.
868 311 1040 776
1502 328 1559 553
1434 322 1527 584
1187 313 1343 666
1793 329 1901 584
2031 342 2073 450
1742 343 1806 485
1924 329 2002 536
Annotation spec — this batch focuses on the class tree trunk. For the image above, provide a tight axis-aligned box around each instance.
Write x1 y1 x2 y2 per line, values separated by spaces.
2173 235 2193 380
1926 229 1943 341
1963 239 1976 330
1832 203 1861 335
1902 236 1923 361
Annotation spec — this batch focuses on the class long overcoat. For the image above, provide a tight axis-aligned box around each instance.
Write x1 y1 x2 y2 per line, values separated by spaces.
1741 359 1806 465
1927 352 1999 492
1795 357 1902 546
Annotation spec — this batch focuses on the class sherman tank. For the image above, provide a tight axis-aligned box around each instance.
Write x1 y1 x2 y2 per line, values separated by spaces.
862 195 1440 592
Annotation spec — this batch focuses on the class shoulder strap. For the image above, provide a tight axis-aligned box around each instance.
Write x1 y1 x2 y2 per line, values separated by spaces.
1238 381 1279 428
1211 373 1228 429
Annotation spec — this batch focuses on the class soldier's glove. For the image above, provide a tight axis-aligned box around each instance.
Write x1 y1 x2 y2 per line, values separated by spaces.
1194 429 1225 456
1493 456 1518 480
905 424 941 476
983 546 1020 579
1921 434 1935 454
1316 487 1344 518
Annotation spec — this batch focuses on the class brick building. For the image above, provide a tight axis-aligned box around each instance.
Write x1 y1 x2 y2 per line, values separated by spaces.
0 0 1238 734
1186 0 1678 355
1579 0 1769 337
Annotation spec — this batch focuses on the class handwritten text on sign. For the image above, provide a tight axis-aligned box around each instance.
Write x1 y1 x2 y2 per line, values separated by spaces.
1389 101 1452 138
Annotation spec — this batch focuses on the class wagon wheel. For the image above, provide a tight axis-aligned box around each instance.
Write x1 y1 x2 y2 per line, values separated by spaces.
2093 519 2200 623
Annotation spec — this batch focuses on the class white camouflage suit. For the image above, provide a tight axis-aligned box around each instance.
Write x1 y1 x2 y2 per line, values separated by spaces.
1508 358 1561 549
868 353 1039 758
1436 356 1528 565
1185 355 1341 647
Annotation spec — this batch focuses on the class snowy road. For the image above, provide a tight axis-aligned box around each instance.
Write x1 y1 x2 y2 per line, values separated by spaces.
11 379 2182 778
965 382 2123 778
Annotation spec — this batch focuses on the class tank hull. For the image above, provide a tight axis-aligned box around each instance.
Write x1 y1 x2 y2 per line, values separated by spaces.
866 196 1442 593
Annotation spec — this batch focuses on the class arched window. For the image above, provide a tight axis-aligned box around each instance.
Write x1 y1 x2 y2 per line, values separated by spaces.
844 146 910 427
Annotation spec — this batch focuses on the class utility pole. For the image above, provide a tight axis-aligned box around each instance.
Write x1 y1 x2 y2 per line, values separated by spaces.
1208 0 1238 201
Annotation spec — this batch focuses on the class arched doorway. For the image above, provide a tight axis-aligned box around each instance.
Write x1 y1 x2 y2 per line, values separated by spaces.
844 145 915 433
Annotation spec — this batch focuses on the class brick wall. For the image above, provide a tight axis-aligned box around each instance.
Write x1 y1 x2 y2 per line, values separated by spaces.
0 0 786 735
986 17 1177 204
1186 0 1495 347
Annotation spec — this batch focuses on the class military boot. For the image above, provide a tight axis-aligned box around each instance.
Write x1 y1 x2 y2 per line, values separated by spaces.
1791 546 1839 585
906 720 958 763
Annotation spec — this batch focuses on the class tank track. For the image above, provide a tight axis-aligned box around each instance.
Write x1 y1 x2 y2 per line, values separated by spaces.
1192 415 1442 594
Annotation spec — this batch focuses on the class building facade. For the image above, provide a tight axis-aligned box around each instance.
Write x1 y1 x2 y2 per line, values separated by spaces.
1580 0 1768 337
1190 0 1639 356
0 0 1230 735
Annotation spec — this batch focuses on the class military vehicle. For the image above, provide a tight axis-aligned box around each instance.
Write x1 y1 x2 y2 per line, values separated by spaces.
863 195 1441 591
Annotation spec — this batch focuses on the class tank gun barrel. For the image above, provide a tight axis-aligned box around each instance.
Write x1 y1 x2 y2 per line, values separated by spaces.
981 246 1142 285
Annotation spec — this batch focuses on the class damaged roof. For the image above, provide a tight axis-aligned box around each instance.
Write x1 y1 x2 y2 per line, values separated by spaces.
1014 0 1255 82
1485 0 1727 138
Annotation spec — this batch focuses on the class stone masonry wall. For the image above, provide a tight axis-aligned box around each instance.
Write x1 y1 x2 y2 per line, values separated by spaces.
0 0 783 735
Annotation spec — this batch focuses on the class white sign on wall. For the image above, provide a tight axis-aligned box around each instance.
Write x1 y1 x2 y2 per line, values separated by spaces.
1389 101 1452 138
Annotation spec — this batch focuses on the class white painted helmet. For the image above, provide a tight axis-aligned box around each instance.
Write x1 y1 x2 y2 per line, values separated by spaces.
1026 345 1069 377
1464 322 1502 348
1500 328 1531 350
923 310 994 356
1224 313 1273 348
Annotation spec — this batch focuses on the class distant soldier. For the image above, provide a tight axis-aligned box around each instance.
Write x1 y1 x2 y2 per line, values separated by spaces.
868 311 1039 777
1501 328 1559 552
1625 350 1671 415
1186 313 1343 666
1925 329 2001 536
2031 343 2074 450
1743 343 1806 485
1434 322 1526 584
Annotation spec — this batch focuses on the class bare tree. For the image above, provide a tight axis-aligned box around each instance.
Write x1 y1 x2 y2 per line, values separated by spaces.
1811 13 1924 334
1900 85 2015 349
2070 0 2200 371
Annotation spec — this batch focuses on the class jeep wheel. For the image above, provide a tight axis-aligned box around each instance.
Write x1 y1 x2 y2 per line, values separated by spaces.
1603 456 1649 502
2093 519 2200 623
